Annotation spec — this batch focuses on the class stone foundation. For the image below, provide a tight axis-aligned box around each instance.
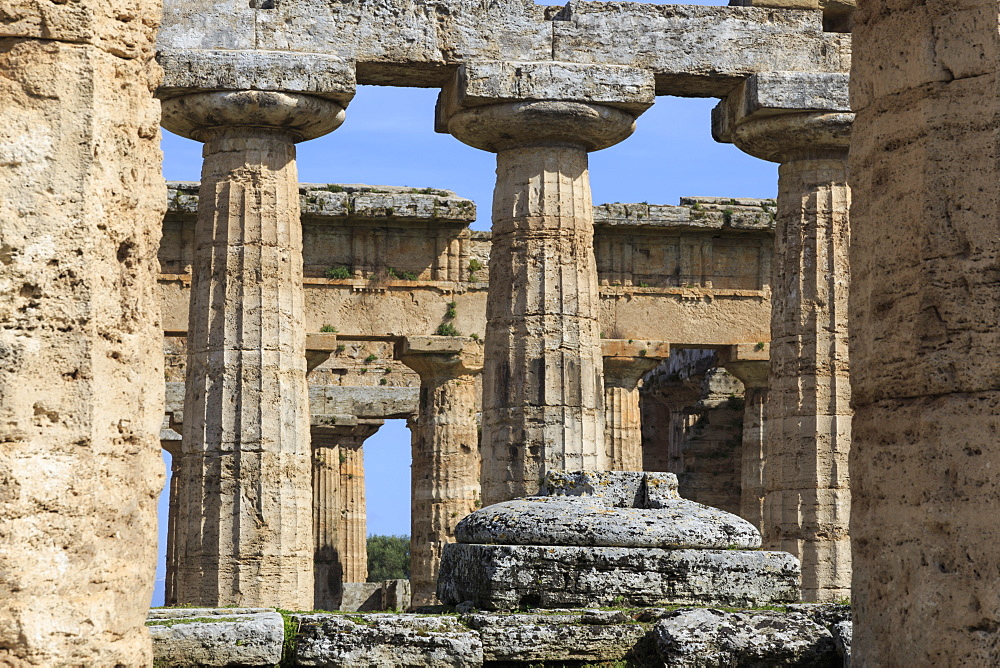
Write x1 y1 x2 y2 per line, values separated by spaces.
148 605 851 667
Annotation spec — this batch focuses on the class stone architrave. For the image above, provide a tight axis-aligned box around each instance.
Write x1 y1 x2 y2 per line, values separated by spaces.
850 3 1000 662
398 336 485 606
721 344 771 531
438 61 655 504
601 340 670 471
714 72 852 602
0 0 166 661
161 75 353 609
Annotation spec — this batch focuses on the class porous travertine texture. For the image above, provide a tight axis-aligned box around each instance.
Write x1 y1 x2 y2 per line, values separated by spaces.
400 337 484 607
480 143 609 503
293 614 484 667
437 544 801 611
765 154 851 602
720 93 853 601
312 422 381 610
147 608 283 667
454 496 761 550
445 88 645 504
462 612 648 663
165 91 346 609
0 0 165 661
602 340 669 471
653 607 837 667
833 621 851 666
722 351 769 530
849 1 1000 663
340 433 369 585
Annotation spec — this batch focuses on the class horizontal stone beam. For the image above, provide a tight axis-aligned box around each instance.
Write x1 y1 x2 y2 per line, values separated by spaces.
167 182 477 224
165 381 419 422
157 2 849 97
712 71 850 144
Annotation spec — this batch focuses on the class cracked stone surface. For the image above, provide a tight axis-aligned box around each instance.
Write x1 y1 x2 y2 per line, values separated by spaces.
653 607 837 667
147 608 283 667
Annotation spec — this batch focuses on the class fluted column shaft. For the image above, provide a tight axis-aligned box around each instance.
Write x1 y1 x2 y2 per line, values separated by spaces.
400 338 483 606
483 144 606 502
734 113 852 602
446 98 641 504
312 432 342 610
602 346 665 471
162 91 346 609
162 440 182 606
722 354 770 532
768 156 851 602
339 437 368 584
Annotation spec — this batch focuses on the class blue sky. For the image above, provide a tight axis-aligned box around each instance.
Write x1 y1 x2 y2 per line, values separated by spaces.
153 30 777 604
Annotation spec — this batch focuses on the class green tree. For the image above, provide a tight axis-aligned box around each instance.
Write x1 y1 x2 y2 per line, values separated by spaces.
366 534 410 582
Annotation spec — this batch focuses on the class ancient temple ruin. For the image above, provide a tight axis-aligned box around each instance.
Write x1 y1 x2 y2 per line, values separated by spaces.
2 0 997 663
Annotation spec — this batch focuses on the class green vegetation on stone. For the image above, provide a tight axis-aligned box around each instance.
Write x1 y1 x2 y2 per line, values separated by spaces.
324 266 351 280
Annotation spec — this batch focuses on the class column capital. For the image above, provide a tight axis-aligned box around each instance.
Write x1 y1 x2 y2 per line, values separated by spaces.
397 336 484 378
311 419 384 449
719 343 770 389
602 339 670 390
712 72 853 162
161 90 346 143
436 61 655 152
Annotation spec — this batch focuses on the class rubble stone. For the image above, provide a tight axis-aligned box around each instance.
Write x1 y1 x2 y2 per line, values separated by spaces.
293 614 484 667
653 607 837 667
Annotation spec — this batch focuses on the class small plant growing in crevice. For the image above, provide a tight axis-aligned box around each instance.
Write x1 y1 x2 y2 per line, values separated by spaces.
325 184 345 193
324 266 351 280
364 354 378 364
754 341 766 351
445 301 457 319
469 333 480 341
468 259 483 281
379 378 388 386
320 324 338 333
436 322 460 337
335 344 346 353
722 208 734 225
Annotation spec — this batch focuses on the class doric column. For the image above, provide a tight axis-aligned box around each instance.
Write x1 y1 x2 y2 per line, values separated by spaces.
0 9 164 662
312 421 381 608
161 90 349 609
714 73 852 602
601 340 670 471
850 4 1000 660
398 336 484 606
721 344 771 532
161 438 182 607
338 423 378 585
438 61 655 504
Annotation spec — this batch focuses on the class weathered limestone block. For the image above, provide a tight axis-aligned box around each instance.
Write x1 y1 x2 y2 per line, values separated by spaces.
0 0 165 662
399 336 484 607
147 608 283 667
293 614 484 667
653 607 837 667
463 612 648 663
715 73 852 602
157 0 849 93
602 339 669 471
438 544 800 611
163 89 350 609
454 497 761 549
849 2 1000 664
833 621 851 667
440 471 799 610
440 63 654 504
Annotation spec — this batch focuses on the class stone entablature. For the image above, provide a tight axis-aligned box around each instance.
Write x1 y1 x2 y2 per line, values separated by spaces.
160 183 774 346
